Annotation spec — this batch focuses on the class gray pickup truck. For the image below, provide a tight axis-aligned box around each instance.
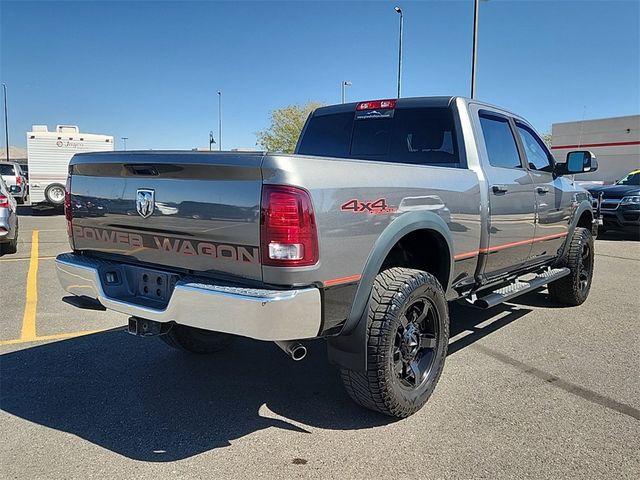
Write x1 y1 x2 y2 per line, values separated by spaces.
56 96 599 418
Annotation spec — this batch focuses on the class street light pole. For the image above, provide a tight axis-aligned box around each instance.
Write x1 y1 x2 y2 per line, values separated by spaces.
2 83 9 162
471 0 479 98
121 137 128 151
217 91 222 151
394 6 403 99
341 81 352 104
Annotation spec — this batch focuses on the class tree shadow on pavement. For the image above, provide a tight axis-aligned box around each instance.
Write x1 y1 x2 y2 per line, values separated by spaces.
1 302 535 462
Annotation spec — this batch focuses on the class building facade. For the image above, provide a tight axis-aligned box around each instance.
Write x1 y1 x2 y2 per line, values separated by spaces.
551 115 640 184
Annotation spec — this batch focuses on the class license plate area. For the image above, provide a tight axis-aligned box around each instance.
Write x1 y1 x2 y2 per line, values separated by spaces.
136 270 173 302
99 263 179 308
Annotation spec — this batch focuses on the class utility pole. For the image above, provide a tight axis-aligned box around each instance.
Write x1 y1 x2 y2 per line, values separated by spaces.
217 91 222 151
2 83 8 162
471 0 479 98
394 6 404 99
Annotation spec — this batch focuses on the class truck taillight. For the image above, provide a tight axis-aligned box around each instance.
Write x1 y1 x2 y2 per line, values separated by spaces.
261 185 318 267
356 99 397 110
0 194 9 208
64 175 74 249
16 176 22 186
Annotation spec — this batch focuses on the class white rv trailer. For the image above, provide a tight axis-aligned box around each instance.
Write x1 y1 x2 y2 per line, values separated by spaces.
27 125 114 205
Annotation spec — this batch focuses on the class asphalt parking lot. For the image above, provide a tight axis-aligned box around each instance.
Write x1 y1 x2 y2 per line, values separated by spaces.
1 209 639 479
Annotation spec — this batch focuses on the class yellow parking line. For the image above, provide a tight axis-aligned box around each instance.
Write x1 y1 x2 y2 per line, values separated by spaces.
20 230 39 341
0 329 104 346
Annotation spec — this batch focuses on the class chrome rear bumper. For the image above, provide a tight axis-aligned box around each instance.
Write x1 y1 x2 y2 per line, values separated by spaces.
55 253 322 341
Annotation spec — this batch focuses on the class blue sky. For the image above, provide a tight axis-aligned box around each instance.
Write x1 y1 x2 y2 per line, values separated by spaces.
1 0 639 151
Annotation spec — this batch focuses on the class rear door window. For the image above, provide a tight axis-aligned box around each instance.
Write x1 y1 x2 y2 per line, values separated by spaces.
479 114 523 169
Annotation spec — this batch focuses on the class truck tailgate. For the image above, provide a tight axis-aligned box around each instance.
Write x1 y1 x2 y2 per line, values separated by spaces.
69 151 264 280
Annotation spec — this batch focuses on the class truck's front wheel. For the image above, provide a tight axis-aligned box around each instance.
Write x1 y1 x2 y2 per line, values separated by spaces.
160 324 234 354
340 267 449 418
548 227 594 306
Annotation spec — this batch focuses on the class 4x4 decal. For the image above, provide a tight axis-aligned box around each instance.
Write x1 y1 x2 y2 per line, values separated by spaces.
341 198 397 215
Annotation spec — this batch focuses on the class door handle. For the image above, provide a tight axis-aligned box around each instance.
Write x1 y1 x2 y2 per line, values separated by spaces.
536 186 550 194
492 184 509 193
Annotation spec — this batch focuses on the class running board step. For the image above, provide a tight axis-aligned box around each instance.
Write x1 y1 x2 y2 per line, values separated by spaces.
473 267 570 309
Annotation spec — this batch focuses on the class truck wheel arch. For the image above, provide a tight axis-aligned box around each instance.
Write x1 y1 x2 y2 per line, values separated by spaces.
327 212 454 372
562 200 594 257
576 207 593 229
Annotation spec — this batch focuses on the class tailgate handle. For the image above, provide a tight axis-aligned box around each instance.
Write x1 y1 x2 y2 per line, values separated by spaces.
127 165 159 176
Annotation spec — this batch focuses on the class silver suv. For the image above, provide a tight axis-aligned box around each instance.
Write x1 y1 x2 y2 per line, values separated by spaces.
0 177 18 254
0 161 28 204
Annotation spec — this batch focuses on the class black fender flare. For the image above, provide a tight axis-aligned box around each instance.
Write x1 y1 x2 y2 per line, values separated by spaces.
561 199 593 257
327 211 454 372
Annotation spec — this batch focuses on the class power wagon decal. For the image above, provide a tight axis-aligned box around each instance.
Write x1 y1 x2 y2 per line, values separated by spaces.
340 198 397 215
72 225 259 264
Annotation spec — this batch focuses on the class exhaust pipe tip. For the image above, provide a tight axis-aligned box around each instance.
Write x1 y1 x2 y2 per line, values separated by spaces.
290 344 307 361
275 341 307 361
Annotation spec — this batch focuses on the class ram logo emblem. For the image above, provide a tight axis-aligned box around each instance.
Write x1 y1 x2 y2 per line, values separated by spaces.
136 189 155 218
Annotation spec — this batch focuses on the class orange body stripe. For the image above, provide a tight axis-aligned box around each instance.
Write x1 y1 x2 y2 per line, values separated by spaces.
454 232 568 261
323 274 362 287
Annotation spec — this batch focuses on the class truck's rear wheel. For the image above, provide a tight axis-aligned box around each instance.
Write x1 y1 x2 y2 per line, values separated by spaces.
548 227 594 306
340 267 449 418
44 183 66 205
160 324 234 354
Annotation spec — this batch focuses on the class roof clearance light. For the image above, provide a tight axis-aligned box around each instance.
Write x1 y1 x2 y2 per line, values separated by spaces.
356 99 397 111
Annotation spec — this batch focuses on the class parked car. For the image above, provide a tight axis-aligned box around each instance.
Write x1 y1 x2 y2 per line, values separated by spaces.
56 96 598 418
588 169 640 234
0 161 28 204
0 177 19 255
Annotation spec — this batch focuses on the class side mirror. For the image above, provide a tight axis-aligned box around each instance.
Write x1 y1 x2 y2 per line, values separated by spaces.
9 185 20 194
556 151 598 176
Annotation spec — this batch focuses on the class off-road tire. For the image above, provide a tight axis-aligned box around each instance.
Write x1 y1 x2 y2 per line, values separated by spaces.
160 324 235 354
548 227 594 306
340 267 449 418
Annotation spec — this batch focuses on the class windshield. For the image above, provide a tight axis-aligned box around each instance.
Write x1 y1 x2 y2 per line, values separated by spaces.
616 171 640 186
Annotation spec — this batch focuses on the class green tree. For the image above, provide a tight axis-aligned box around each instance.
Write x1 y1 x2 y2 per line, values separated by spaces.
256 101 324 153
541 132 552 148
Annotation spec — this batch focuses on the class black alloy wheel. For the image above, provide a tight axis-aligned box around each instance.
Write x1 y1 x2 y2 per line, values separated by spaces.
392 294 440 390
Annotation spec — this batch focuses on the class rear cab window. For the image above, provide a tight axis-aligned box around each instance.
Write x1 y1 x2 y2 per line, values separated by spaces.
297 99 465 168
